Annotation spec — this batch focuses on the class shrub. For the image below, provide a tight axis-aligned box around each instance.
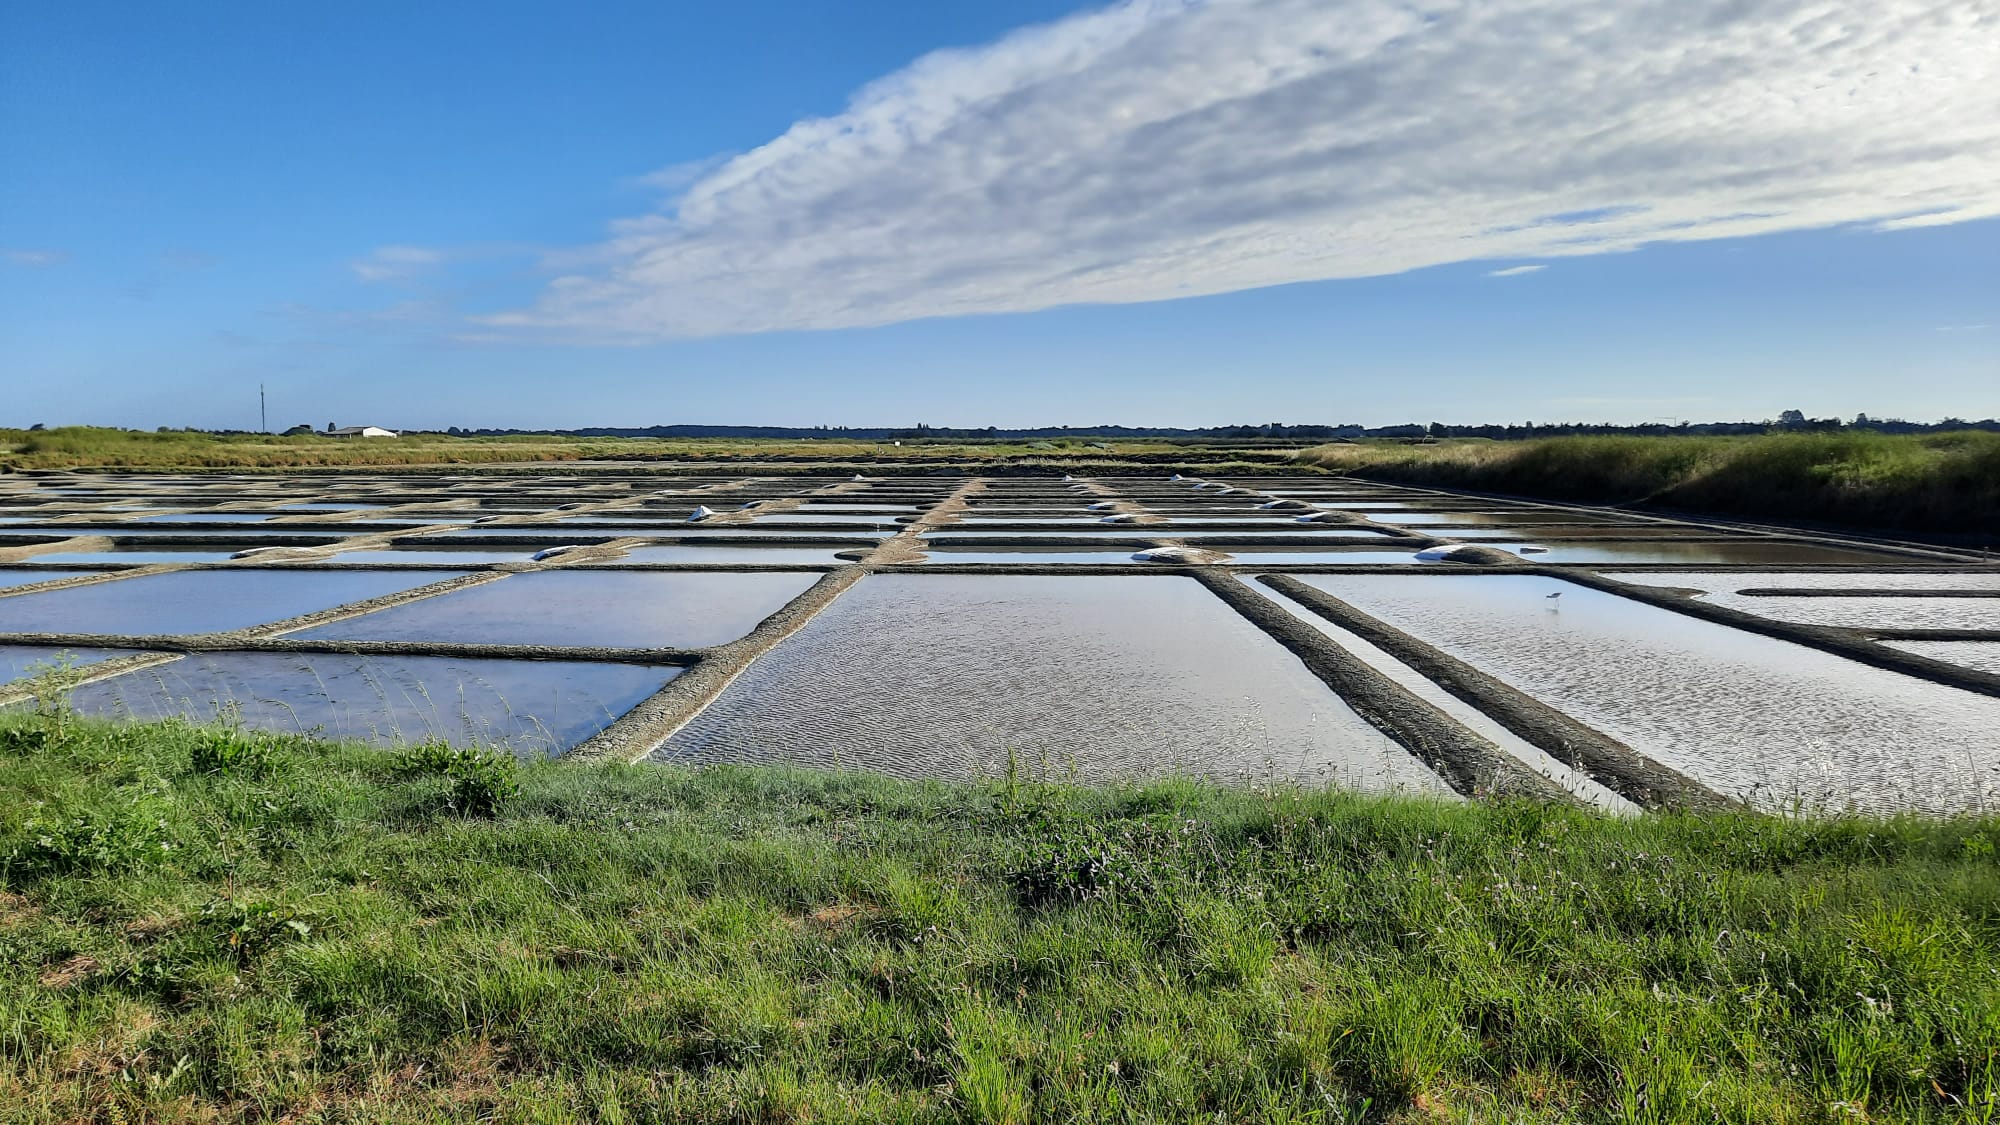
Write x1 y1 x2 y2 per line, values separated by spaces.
16 652 89 741
393 742 521 817
188 728 284 778
5 790 178 880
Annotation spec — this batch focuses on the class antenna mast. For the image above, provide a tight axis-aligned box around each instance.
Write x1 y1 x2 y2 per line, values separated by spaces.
260 384 267 433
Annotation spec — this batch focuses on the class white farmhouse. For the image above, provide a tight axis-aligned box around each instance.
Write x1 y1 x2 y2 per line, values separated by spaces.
324 424 398 439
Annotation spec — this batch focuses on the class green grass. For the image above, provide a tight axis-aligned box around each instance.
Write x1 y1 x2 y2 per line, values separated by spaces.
0 426 1275 472
4 715 1999 1122
1296 432 2000 535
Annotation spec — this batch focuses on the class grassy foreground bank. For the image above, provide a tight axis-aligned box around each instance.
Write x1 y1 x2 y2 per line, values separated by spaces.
3 717 1998 1123
1297 432 2000 536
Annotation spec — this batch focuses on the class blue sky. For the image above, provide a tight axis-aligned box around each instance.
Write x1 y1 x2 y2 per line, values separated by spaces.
4 0 1996 431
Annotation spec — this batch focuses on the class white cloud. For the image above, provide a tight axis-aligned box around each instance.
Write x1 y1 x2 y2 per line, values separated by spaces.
1487 265 1546 278
351 245 444 283
4 249 67 268
489 0 2000 341
1934 323 1990 332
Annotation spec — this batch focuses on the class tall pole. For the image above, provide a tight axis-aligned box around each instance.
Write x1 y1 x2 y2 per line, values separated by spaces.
260 384 267 433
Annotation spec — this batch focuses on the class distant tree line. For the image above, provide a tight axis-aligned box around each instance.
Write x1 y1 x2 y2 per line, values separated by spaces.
431 415 2000 441
18 416 2000 441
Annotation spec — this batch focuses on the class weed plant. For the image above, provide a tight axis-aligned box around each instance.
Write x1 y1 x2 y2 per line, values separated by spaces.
1 713 1997 1122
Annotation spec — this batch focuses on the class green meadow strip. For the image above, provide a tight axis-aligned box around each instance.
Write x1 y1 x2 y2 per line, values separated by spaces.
3 711 1998 1122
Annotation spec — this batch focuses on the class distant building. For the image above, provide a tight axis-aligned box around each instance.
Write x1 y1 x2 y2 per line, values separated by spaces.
325 424 398 439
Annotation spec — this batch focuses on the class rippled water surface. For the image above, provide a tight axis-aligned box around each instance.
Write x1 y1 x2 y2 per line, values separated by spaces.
1486 541 1944 565
1227 550 1434 564
1617 572 2000 630
1367 511 1645 526
130 512 277 523
660 573 1447 791
1 644 135 685
915 549 1149 565
327 548 536 564
29 548 247 564
0 569 89 590
1291 573 2000 813
0 570 463 635
69 652 677 756
1245 581 1631 811
593 546 854 565
750 513 907 526
300 570 820 648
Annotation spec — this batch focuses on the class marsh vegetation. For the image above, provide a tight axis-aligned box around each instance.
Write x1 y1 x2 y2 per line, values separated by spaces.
1296 432 2000 536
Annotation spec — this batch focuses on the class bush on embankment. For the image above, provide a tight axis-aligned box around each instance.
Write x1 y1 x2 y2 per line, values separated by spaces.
1297 431 2000 535
3 714 1999 1122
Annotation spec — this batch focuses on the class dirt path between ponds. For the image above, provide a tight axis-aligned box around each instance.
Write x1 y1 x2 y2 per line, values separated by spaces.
865 478 988 566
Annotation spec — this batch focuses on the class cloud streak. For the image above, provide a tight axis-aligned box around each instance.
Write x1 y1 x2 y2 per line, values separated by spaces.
1487 265 1546 278
492 0 2000 341
4 249 68 268
352 245 444 283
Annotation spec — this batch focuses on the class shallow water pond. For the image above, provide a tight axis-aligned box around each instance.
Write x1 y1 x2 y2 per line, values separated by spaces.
1290 573 2000 813
0 644 137 686
0 569 91 591
591 546 855 565
68 652 678 756
299 570 821 649
0 569 462 636
1246 581 1631 812
659 573 1449 791
129 512 277 523
1485 541 1940 566
1617 572 2000 630
916 549 1149 565
28 548 250 564
1364 511 1640 526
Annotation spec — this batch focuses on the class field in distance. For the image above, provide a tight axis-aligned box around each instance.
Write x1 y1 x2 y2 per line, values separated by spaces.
0 426 1297 472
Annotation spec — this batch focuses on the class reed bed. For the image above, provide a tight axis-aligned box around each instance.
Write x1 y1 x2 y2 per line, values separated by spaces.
1295 432 2000 536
